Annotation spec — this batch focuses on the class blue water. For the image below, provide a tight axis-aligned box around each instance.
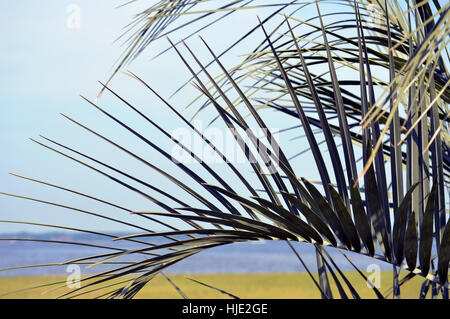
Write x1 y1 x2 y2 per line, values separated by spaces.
0 236 392 277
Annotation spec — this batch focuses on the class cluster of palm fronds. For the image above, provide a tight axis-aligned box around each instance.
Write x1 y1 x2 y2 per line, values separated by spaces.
1 0 449 299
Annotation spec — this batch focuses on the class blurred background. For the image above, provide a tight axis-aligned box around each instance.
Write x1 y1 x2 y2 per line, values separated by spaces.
0 1 388 277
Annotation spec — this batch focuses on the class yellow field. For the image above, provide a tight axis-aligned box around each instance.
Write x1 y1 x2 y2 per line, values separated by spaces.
0 271 429 299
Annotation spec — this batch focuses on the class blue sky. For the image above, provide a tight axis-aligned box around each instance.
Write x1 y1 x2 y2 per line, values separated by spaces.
0 1 334 234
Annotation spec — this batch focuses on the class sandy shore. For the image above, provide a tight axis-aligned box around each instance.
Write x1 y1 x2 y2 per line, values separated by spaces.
0 272 426 299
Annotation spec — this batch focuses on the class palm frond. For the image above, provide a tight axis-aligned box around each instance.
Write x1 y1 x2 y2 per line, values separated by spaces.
1 0 449 299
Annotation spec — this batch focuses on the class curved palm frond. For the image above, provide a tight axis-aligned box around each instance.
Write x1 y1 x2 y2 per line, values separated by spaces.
1 0 449 299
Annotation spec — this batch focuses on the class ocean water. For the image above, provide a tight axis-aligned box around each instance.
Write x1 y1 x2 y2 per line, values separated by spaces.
0 235 392 277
